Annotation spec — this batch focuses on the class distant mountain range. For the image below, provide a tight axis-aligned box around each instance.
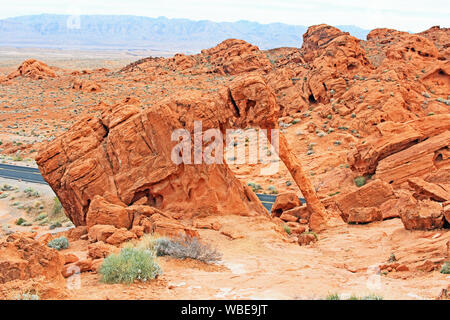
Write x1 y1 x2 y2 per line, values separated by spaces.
0 14 371 53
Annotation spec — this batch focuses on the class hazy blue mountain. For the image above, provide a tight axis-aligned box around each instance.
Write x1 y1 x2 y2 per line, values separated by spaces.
0 14 371 53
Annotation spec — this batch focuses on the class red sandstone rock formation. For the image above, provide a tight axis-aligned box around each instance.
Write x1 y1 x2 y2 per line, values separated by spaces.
37 71 331 237
7 59 56 80
0 233 64 284
33 24 450 233
71 78 101 92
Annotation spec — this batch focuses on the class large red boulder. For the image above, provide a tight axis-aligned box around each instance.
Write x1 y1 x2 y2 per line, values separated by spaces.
400 199 445 230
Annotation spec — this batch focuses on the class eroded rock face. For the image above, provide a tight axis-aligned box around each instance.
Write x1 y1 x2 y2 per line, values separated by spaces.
376 131 450 185
7 59 56 80
71 78 101 92
400 199 445 230
271 192 301 216
36 76 279 230
0 233 64 284
37 67 333 236
201 39 273 75
334 179 396 223
37 75 288 240
348 115 450 176
408 177 449 202
300 24 372 107
33 25 449 234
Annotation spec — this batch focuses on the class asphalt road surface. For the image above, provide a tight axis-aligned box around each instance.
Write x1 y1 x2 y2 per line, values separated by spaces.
0 164 306 211
0 163 47 184
256 193 306 212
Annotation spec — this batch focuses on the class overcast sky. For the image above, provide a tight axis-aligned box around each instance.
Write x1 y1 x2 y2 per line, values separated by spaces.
0 0 448 32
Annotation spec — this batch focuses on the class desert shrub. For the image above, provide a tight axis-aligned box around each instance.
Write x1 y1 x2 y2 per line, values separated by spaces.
99 247 162 284
283 224 291 235
52 197 63 215
326 293 340 300
34 213 48 221
154 235 222 264
47 236 69 250
24 187 40 198
12 154 23 161
441 262 450 274
267 185 278 195
325 293 382 300
388 253 397 263
247 182 262 193
362 294 383 300
49 222 62 230
1 184 14 191
15 217 26 225
301 231 318 240
354 176 366 187
134 233 161 252
14 291 40 300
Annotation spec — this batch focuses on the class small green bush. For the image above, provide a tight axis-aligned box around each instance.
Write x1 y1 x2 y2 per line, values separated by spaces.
34 213 48 221
247 182 262 193
49 222 62 230
325 293 383 300
283 224 291 235
267 185 278 195
302 231 318 241
326 293 340 300
15 217 26 225
99 247 162 284
388 253 397 263
47 236 69 250
154 235 222 264
354 176 366 187
24 187 40 198
52 197 63 215
362 294 383 300
440 261 450 274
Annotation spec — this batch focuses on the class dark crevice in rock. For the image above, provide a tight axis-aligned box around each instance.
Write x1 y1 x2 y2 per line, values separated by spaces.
228 89 240 117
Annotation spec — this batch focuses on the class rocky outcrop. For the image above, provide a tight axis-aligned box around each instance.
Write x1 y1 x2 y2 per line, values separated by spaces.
349 115 450 176
0 233 64 284
299 24 372 106
123 39 273 77
271 192 301 216
334 179 396 223
419 26 450 61
71 78 101 92
36 76 277 229
400 199 445 230
7 59 56 80
37 72 332 236
408 177 449 202
376 131 449 185
200 39 273 75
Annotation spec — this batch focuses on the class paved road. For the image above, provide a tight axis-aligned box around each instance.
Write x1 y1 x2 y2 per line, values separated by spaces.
256 193 306 212
0 164 306 211
0 163 47 184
